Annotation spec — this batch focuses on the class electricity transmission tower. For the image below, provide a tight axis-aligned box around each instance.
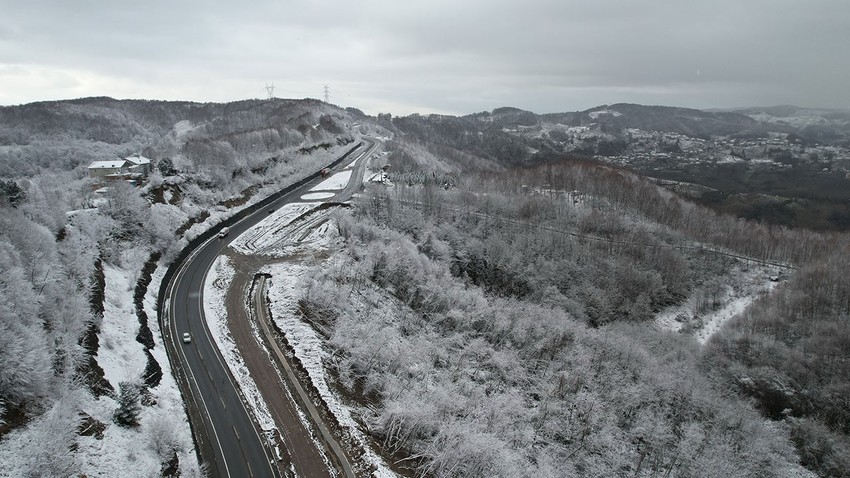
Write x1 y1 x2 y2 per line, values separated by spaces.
323 84 330 103
265 83 275 99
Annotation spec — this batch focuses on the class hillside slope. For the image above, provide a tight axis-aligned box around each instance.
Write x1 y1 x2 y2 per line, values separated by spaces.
0 97 362 176
386 104 850 230
295 134 828 476
0 97 374 476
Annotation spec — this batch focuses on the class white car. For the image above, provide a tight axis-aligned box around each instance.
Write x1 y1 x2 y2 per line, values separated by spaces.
218 227 230 239
182 332 191 343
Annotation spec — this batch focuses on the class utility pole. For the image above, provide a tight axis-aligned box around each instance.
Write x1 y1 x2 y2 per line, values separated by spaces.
323 84 330 103
265 83 275 99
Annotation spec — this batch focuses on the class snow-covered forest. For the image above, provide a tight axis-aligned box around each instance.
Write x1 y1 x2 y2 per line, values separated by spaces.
1 97 849 477
0 97 369 476
298 120 850 476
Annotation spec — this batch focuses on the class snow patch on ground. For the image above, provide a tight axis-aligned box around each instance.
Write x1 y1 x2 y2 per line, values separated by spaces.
694 295 757 344
230 203 315 256
589 109 623 119
293 221 336 254
172 120 195 138
99 265 147 385
75 395 160 478
203 255 277 431
301 192 336 200
0 389 160 478
310 170 352 191
66 207 99 218
717 155 745 164
78 259 201 477
655 263 781 343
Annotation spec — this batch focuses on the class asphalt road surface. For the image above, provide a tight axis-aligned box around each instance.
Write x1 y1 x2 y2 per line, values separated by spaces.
162 139 377 477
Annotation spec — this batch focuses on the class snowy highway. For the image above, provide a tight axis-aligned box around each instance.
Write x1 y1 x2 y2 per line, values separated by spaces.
161 139 376 477
164 230 279 478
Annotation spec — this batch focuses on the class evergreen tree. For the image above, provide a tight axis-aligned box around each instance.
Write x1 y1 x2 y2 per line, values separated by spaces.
157 157 176 176
113 381 141 427
0 179 25 207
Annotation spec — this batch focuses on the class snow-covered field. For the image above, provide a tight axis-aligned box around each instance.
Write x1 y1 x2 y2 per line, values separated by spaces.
310 170 352 191
747 111 847 128
229 203 341 259
229 203 314 256
364 153 390 185
655 262 781 343
99 266 150 385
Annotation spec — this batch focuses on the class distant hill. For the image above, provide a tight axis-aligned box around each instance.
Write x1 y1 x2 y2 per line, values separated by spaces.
0 97 357 176
387 103 850 230
463 103 850 144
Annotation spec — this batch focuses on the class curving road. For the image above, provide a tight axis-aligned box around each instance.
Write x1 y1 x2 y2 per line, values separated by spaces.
162 139 377 477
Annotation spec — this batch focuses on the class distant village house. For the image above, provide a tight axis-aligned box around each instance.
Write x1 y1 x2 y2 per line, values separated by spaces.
125 155 152 175
87 155 152 183
87 159 129 179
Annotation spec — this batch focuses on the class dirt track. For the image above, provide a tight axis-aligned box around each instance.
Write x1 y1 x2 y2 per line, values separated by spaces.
219 139 377 477
224 252 335 478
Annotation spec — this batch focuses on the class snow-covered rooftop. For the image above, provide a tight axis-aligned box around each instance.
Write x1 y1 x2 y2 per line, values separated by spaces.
88 160 127 169
125 155 151 166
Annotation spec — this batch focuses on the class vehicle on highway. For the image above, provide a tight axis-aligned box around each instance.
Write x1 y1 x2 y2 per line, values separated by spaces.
162 139 376 477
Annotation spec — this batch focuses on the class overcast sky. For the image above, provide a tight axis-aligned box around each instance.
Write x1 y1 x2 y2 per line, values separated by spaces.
1 0 848 115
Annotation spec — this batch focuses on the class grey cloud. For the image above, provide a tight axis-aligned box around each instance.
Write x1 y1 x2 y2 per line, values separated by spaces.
0 0 848 113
